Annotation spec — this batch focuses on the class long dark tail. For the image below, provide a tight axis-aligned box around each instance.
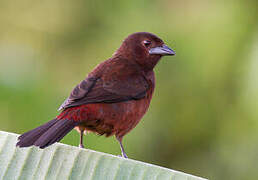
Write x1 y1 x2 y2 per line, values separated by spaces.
16 119 78 149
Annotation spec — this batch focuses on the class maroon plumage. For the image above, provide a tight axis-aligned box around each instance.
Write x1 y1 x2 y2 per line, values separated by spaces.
16 32 175 158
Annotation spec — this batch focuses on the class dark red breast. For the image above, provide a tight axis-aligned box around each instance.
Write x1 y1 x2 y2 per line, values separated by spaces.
57 71 155 139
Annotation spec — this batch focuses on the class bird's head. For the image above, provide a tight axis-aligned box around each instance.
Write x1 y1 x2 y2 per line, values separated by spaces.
115 32 175 71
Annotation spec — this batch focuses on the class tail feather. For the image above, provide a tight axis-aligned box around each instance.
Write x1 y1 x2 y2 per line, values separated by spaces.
34 119 77 148
16 119 78 148
17 119 58 141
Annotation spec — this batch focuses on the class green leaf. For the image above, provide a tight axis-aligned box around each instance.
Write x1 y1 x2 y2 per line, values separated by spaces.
0 131 207 180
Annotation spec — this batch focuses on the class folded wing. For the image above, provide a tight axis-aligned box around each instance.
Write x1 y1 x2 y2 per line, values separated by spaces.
58 59 150 111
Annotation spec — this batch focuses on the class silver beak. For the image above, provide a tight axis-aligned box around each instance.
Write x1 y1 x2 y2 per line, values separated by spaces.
149 44 175 56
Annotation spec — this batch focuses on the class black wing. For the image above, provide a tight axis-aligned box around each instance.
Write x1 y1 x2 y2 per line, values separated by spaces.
58 76 98 110
58 60 150 111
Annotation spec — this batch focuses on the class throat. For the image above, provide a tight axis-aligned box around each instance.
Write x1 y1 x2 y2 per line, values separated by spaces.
140 56 161 72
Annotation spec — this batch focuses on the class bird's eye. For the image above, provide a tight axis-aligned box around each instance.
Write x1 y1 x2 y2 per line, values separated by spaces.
143 40 151 47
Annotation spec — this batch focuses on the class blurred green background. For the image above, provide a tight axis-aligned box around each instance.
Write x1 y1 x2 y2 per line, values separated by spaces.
0 0 257 179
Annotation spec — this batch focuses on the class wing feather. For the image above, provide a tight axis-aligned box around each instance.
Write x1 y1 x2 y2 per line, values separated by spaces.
58 59 150 110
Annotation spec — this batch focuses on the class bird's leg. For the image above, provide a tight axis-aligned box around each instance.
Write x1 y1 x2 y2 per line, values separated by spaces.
79 130 85 148
116 137 128 158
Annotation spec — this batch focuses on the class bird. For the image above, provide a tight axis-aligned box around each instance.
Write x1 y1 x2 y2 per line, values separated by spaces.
16 32 175 158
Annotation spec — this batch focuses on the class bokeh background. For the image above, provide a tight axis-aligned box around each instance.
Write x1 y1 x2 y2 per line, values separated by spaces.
0 0 257 179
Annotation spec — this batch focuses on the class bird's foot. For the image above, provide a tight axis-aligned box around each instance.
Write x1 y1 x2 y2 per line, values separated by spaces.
79 144 84 148
123 154 128 158
121 152 128 158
